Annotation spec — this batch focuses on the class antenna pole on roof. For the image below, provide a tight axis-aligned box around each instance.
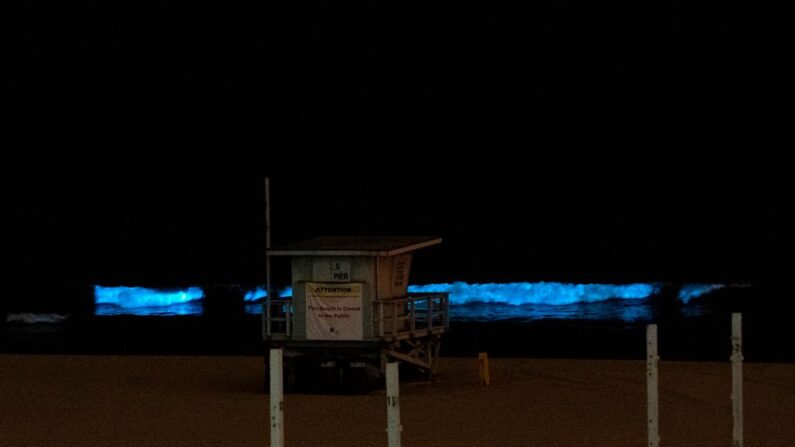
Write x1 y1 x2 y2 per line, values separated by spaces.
264 177 273 338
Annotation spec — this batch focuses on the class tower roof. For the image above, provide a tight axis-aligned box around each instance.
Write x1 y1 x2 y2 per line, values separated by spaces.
268 236 441 257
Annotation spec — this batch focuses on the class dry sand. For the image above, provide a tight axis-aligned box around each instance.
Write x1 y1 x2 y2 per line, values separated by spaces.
1 355 793 446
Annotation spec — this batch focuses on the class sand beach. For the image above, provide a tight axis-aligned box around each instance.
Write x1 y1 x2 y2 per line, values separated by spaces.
1 355 793 446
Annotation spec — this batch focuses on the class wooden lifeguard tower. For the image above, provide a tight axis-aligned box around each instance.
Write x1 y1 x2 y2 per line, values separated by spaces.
263 236 448 391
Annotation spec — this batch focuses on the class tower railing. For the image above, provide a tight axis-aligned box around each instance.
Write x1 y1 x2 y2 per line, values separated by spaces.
374 293 449 340
264 298 293 337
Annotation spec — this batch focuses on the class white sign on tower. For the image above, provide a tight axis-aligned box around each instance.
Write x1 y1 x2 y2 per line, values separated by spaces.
305 282 363 340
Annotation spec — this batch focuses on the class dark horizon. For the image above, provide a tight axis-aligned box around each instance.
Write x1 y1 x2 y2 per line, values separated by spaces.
6 174 790 288
5 2 791 311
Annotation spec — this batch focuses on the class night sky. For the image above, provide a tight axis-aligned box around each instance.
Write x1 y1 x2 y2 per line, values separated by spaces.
6 2 790 310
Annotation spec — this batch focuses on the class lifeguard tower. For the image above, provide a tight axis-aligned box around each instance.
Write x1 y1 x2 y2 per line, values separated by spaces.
263 236 448 391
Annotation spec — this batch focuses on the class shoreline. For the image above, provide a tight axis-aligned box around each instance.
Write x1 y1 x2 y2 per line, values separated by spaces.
2 311 793 362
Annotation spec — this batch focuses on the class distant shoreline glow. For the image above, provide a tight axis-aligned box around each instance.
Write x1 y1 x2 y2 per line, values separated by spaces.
678 284 725 303
94 286 204 308
93 282 725 318
242 286 292 301
408 282 660 306
243 286 267 301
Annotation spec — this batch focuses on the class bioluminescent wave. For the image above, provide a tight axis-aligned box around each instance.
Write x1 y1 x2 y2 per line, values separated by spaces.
242 286 292 317
95 285 204 307
408 282 660 306
243 286 293 301
243 287 267 301
405 282 662 322
678 284 725 304
94 286 204 316
93 282 727 321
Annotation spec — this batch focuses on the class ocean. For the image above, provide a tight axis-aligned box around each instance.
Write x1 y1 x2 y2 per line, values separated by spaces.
2 281 791 362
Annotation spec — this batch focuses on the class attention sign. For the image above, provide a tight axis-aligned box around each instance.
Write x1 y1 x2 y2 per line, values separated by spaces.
306 282 363 340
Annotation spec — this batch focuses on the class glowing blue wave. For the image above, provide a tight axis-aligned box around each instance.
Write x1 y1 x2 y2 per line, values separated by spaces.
94 282 727 320
408 282 660 306
678 284 725 304
243 286 293 301
244 286 267 301
94 286 204 308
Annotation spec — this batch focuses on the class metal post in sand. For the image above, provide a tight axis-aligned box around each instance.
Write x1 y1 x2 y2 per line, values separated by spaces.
731 313 743 447
386 361 402 447
647 324 659 447
270 348 284 447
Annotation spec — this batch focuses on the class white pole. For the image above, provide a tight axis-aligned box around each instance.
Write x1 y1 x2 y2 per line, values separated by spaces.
264 178 272 337
647 324 659 447
731 313 743 447
270 348 284 447
386 361 402 447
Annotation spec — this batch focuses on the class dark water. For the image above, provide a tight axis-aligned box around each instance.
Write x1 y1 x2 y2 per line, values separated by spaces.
2 282 792 362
